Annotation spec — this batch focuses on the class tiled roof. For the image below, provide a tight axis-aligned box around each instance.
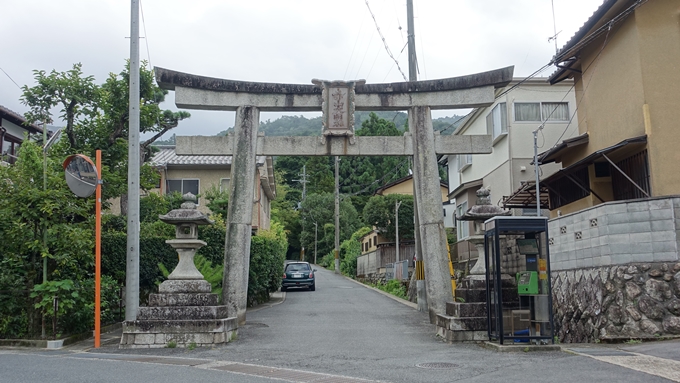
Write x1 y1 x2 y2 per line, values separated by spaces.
149 146 266 167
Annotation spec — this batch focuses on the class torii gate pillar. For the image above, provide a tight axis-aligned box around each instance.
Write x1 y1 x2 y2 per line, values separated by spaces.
410 106 454 321
223 106 259 324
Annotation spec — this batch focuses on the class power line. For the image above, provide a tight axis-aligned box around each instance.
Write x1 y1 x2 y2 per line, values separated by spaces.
364 0 408 82
0 67 21 89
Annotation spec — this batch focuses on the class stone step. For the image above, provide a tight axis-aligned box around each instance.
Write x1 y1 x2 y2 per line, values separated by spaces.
158 280 212 294
446 301 487 317
436 327 488 343
436 313 487 332
456 287 519 304
123 318 237 334
148 293 218 307
136 305 229 321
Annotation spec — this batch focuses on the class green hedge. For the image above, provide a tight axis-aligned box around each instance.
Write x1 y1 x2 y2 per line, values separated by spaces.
248 234 286 306
101 233 178 298
102 221 287 308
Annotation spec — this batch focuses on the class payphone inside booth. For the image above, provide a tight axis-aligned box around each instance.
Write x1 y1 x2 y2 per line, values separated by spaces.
484 216 554 345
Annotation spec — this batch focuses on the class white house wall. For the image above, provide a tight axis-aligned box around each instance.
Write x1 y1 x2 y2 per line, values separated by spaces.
449 79 576 202
1 119 28 139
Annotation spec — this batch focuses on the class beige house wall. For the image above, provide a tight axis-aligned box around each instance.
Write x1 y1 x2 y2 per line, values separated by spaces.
554 0 680 215
380 177 448 202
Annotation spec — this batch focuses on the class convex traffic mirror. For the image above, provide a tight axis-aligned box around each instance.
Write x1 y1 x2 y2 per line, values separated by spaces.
63 154 99 198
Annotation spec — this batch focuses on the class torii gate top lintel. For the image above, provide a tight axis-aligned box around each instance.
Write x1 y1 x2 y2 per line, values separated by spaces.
154 66 514 112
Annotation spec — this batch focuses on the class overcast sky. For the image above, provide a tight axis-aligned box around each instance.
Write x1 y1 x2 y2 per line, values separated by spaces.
1 0 603 138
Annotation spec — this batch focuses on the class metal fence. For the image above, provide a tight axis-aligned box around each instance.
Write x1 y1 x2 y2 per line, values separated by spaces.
385 260 409 281
356 244 415 277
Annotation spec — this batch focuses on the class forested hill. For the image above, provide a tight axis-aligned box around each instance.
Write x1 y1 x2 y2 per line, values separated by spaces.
214 111 465 137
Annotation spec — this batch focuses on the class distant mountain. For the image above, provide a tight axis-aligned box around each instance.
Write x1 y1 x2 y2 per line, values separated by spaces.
215 111 464 137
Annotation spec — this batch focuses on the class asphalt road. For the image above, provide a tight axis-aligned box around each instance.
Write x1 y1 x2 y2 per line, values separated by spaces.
1 266 678 382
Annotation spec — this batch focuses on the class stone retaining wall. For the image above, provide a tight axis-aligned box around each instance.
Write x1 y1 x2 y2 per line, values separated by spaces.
552 262 680 342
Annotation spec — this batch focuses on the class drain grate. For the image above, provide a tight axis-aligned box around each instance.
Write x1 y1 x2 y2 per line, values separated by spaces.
416 362 458 370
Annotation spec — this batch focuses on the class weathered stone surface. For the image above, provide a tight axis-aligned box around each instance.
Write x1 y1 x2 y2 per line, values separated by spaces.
123 318 237 334
148 293 218 307
607 306 625 325
625 305 642 321
625 282 642 299
662 317 680 334
638 297 666 320
446 302 487 317
666 299 680 316
645 279 671 301
640 319 661 335
648 268 664 278
553 262 680 343
158 280 212 293
136 305 229 320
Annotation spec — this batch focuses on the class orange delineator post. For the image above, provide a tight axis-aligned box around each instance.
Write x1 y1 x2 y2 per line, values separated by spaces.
95 150 101 348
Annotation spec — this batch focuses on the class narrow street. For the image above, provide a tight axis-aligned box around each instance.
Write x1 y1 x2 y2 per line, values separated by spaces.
1 267 678 382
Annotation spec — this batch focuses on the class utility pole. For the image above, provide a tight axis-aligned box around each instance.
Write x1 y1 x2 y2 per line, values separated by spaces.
334 156 340 274
407 0 417 81
395 200 402 263
293 165 308 260
407 0 427 312
125 0 141 322
313 222 318 265
533 128 541 216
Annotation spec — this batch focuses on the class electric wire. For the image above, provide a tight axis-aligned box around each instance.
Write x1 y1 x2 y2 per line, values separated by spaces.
0 67 21 89
343 15 366 80
364 0 408 82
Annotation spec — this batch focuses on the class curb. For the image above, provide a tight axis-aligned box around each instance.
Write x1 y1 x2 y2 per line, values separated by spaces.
0 322 123 349
339 271 418 310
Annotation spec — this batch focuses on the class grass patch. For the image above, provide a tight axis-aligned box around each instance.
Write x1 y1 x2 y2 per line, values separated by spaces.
366 280 407 300
166 340 177 348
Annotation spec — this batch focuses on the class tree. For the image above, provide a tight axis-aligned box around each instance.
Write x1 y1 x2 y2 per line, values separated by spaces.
21 62 190 211
363 194 415 242
298 193 363 262
339 113 410 214
0 141 93 337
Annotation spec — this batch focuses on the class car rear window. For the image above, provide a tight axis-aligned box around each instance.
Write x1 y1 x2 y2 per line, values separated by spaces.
285 263 310 272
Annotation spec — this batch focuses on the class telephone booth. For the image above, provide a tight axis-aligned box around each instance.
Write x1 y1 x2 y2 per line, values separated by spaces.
484 216 554 345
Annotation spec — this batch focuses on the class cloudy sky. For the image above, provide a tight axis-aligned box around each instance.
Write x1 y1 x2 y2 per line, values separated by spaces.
2 0 603 138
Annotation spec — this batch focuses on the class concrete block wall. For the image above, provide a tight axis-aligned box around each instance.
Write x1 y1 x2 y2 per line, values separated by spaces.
548 197 680 271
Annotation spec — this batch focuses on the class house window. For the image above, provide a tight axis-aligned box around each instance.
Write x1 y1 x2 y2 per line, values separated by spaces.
514 102 569 122
457 154 472 172
1 134 21 165
486 102 507 141
547 167 590 209
220 178 231 193
166 179 199 197
456 201 469 239
612 150 651 201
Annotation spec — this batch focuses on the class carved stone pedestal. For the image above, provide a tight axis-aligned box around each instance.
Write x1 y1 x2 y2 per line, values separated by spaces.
120 279 237 349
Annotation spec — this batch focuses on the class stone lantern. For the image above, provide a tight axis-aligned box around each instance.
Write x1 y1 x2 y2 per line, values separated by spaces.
120 193 237 349
159 193 213 281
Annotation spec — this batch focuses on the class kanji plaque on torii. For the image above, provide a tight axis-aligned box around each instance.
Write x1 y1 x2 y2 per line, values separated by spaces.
312 79 366 138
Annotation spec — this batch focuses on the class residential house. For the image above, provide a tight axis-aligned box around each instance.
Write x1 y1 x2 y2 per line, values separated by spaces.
536 0 679 216
0 105 43 165
110 146 276 233
361 174 449 253
513 0 680 342
445 77 577 271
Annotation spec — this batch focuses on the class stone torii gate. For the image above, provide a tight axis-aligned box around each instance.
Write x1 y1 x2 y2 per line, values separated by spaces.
155 66 513 324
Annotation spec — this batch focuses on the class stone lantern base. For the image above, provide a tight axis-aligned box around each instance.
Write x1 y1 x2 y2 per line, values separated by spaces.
120 280 237 349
